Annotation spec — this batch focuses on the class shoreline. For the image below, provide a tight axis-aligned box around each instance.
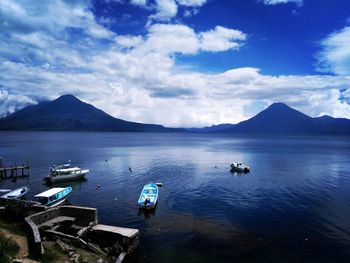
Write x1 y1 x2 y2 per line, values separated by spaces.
0 219 111 263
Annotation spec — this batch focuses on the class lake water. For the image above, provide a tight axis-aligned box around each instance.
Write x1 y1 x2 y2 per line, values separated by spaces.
1 132 350 262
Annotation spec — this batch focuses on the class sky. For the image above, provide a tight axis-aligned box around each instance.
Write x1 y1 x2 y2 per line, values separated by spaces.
1 0 350 127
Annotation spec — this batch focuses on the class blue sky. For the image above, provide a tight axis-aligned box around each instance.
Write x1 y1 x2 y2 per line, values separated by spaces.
1 0 350 127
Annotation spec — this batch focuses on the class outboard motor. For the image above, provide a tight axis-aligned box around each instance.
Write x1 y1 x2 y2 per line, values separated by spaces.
144 198 151 208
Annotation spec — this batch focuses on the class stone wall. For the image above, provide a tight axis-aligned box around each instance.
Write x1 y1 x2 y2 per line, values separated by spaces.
25 205 98 255
59 206 98 226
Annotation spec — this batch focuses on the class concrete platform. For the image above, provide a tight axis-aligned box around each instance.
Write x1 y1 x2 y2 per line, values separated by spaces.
38 216 76 228
92 224 139 238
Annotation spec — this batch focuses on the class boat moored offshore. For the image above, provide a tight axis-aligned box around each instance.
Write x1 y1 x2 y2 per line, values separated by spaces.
34 187 72 207
44 164 89 184
137 183 159 209
230 162 250 173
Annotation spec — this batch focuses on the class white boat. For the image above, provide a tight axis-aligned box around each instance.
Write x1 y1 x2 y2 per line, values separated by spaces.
44 164 89 184
137 183 159 209
34 187 72 207
230 162 250 173
52 163 71 170
0 186 29 199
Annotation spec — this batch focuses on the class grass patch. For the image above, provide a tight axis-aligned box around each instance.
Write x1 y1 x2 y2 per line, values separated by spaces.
40 245 60 263
0 233 20 262
29 243 62 263
0 219 26 236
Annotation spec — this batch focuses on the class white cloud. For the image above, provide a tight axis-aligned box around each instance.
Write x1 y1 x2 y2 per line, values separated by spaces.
263 0 303 5
130 0 148 6
183 8 199 17
150 0 178 21
200 26 247 52
133 24 247 55
0 90 37 117
115 35 144 48
131 0 207 22
1 0 350 128
142 24 200 54
176 0 207 7
0 0 114 39
317 26 350 76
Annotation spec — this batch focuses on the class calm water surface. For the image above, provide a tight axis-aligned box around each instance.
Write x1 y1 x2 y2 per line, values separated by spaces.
1 132 350 262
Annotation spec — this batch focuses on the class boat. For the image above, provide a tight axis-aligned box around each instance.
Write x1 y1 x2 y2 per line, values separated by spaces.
230 162 250 173
137 183 159 209
0 186 29 199
52 163 71 170
43 164 89 184
34 187 72 207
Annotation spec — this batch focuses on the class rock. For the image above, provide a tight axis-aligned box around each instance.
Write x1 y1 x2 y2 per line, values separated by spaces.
56 239 70 252
73 253 80 263
82 258 88 263
69 251 75 257
103 247 112 253
97 259 104 263
68 246 76 252
12 259 24 263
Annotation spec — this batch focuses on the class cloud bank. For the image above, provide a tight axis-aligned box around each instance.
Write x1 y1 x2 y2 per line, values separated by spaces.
317 26 350 76
1 0 350 127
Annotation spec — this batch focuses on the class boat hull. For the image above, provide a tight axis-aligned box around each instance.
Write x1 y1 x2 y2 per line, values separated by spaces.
45 170 89 183
0 186 29 199
230 163 250 173
48 198 68 207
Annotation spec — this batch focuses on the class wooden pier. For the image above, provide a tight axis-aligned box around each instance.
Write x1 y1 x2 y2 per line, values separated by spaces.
0 160 30 179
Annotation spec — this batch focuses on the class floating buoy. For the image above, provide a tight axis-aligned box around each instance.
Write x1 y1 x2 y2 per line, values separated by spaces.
129 167 132 173
96 184 101 190
156 183 163 188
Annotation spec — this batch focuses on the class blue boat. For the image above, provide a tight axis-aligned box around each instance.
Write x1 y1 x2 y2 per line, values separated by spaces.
137 183 159 209
34 187 72 207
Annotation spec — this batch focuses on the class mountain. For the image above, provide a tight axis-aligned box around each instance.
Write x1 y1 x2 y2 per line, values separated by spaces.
2 97 350 134
196 102 350 135
0 94 182 132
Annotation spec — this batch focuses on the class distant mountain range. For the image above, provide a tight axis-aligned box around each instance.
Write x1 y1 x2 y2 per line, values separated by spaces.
1 95 350 134
0 95 182 132
192 102 350 134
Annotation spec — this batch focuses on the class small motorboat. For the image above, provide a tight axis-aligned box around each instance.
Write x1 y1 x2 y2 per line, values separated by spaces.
34 187 72 207
137 183 159 209
230 162 250 173
43 164 89 184
0 186 29 199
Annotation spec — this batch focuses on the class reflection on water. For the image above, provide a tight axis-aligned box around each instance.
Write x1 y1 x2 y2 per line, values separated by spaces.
1 132 350 262
46 178 88 191
138 206 157 219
